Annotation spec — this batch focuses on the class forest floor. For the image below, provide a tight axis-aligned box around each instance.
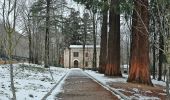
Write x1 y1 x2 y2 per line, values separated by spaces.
85 70 168 100
110 82 166 99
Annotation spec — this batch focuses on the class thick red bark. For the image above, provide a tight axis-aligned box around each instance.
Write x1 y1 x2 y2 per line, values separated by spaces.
105 0 122 76
127 0 153 86
98 0 108 73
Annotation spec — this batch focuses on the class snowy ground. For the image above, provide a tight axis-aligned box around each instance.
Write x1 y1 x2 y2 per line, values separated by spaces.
85 70 127 84
0 65 168 100
85 70 168 100
0 63 68 100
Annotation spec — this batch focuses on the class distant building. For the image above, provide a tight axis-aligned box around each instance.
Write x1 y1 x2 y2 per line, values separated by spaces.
64 45 100 69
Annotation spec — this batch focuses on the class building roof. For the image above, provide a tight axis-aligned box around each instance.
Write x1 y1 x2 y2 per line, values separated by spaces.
70 45 100 49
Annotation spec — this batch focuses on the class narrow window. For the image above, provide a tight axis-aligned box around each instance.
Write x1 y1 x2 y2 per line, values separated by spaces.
73 52 79 57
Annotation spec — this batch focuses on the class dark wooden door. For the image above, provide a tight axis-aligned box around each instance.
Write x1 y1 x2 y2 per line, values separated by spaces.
74 60 78 68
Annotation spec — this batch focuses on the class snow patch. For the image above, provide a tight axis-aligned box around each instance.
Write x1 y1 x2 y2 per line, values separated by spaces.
0 63 68 100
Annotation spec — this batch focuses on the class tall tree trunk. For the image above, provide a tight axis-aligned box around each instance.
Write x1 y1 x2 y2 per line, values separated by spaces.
2 0 17 99
56 40 59 66
157 6 165 81
98 0 108 73
44 0 50 68
34 26 39 64
158 33 164 81
155 0 167 81
126 34 130 73
28 16 33 63
32 21 35 63
127 0 153 86
8 32 16 100
105 0 122 76
92 13 97 71
83 13 87 70
152 16 156 79
150 0 157 80
152 29 156 79
83 43 85 70
69 47 71 69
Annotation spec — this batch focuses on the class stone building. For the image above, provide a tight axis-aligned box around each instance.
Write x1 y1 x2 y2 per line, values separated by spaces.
64 45 100 69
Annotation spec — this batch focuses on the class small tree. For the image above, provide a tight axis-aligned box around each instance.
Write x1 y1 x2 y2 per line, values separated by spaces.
2 0 18 99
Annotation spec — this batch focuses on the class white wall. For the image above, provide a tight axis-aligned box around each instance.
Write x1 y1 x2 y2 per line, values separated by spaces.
64 46 100 68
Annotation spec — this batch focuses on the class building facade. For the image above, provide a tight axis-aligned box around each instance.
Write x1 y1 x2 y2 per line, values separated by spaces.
64 45 100 69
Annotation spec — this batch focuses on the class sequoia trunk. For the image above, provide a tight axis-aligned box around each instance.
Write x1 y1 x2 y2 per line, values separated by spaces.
98 0 108 73
127 0 153 86
105 0 122 76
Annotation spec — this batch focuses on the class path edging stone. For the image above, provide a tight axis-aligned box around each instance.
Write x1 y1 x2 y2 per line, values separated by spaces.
41 70 69 100
85 71 131 100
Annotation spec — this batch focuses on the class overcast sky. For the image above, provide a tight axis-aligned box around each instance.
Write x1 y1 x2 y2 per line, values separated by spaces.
67 0 85 17
0 0 85 33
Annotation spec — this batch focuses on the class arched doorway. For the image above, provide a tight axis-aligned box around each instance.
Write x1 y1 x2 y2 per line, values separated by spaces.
74 60 79 68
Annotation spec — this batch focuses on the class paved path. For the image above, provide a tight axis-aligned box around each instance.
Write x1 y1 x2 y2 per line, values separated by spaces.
56 69 119 100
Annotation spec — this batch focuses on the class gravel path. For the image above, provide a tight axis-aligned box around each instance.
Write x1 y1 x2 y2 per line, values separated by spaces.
56 69 119 100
